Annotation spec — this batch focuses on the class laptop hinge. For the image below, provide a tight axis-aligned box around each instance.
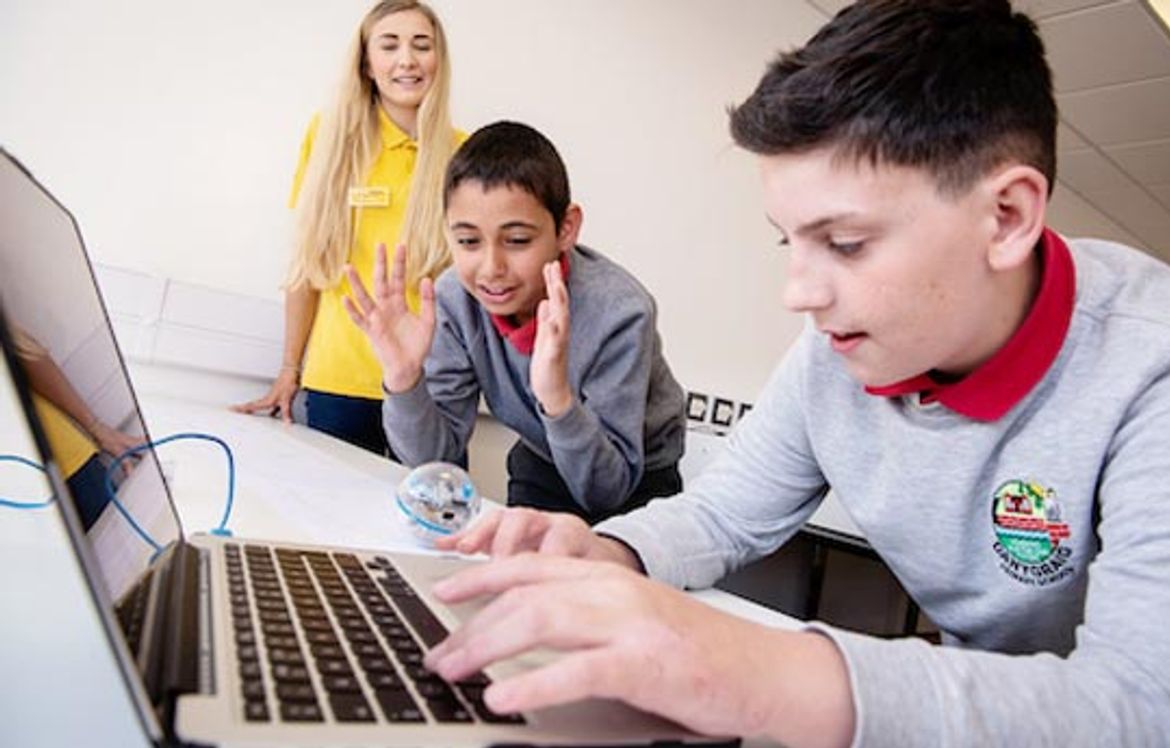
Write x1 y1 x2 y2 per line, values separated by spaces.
163 539 203 699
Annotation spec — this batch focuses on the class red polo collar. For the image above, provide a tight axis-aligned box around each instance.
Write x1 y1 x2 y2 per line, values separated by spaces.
865 228 1075 421
489 253 571 356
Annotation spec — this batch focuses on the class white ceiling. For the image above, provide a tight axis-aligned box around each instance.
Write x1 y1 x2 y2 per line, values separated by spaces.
807 0 1170 262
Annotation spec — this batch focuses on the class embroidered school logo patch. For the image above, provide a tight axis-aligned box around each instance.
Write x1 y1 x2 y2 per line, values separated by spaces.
990 479 1074 587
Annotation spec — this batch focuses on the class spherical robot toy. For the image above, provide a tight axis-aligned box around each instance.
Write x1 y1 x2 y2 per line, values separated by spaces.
395 462 481 545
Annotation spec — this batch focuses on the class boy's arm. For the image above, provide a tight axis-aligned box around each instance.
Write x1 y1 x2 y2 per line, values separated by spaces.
595 330 830 587
606 349 1170 745
806 371 1170 747
429 363 1170 748
538 293 675 515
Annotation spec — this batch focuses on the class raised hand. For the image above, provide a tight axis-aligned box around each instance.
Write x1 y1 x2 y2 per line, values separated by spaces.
530 259 573 417
343 243 437 393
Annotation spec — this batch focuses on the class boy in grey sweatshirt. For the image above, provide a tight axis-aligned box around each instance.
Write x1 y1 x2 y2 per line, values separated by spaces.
344 122 686 522
419 1 1170 747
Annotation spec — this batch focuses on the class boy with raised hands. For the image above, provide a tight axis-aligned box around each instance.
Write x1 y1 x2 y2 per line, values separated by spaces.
344 121 686 522
417 2 1170 746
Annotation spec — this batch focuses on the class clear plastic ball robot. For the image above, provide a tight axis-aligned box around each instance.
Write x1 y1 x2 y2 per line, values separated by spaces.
395 462 481 545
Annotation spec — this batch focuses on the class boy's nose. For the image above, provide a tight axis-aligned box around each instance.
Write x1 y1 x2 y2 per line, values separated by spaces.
782 251 832 313
483 244 507 274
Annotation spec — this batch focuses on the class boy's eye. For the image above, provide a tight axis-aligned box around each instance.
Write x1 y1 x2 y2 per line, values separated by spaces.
505 236 533 247
455 236 480 248
828 239 864 256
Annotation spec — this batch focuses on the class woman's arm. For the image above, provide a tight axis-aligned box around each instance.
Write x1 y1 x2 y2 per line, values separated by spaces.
232 284 319 422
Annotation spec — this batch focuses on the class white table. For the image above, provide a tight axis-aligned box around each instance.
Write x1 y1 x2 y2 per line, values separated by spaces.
0 370 797 747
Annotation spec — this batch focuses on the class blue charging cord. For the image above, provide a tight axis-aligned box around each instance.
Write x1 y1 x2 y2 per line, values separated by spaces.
0 454 52 509
1 432 235 548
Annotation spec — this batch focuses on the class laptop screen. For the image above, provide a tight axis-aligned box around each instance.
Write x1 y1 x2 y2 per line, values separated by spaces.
0 150 182 602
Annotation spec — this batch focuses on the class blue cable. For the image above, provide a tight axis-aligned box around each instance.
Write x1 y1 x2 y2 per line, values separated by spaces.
0 454 53 509
104 432 236 546
2 431 235 546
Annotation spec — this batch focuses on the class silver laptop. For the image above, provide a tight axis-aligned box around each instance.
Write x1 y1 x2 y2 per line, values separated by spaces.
0 148 739 748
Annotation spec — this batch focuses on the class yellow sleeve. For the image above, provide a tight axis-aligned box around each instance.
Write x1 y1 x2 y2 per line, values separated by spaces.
288 114 322 210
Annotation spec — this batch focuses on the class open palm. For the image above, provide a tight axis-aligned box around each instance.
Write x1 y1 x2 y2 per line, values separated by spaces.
530 259 573 417
343 243 436 393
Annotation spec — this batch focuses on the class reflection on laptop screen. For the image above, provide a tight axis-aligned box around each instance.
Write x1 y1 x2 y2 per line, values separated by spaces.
0 151 182 601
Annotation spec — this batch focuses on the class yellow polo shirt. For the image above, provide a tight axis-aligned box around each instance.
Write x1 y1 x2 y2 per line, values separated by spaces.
32 394 96 478
290 111 462 399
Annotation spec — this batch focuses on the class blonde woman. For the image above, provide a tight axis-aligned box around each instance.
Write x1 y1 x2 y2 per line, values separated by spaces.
15 328 141 530
234 0 461 455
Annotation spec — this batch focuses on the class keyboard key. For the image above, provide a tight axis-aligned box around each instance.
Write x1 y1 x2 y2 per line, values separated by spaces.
241 678 265 700
315 658 354 677
271 663 310 684
330 693 376 723
388 593 449 648
244 700 270 722
366 671 403 690
322 674 362 693
374 687 425 723
268 648 306 666
280 702 324 722
427 695 474 723
276 683 317 703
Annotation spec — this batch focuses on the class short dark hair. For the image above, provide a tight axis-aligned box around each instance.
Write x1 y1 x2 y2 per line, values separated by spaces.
729 0 1057 195
443 121 572 229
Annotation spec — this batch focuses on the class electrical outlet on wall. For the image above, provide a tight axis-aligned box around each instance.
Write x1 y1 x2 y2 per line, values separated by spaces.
685 389 753 436
686 391 709 422
711 398 736 428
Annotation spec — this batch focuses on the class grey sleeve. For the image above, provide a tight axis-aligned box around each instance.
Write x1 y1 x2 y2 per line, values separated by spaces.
541 304 657 514
597 333 829 587
815 372 1170 747
381 316 480 466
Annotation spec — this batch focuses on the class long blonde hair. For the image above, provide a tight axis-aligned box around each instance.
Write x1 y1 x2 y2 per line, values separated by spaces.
287 0 457 292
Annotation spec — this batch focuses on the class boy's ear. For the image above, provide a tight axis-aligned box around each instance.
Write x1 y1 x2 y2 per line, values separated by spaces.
557 204 584 254
984 165 1048 272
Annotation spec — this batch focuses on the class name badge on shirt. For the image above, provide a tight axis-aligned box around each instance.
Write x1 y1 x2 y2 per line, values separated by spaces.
348 186 391 208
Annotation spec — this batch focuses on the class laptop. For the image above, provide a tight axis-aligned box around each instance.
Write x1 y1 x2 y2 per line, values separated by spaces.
0 148 739 748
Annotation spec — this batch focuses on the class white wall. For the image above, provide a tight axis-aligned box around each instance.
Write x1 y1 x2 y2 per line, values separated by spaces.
1 0 829 408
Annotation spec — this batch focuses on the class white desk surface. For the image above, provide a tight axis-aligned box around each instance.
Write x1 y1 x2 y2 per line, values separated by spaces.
1 370 798 747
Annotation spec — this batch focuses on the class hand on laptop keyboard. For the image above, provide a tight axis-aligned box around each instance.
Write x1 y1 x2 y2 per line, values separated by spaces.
435 506 641 569
424 553 848 742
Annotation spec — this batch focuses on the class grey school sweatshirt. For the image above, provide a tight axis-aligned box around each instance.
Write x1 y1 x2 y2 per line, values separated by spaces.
599 236 1170 746
382 245 686 514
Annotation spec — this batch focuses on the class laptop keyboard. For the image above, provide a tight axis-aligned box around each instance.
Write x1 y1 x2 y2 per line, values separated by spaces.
224 542 525 726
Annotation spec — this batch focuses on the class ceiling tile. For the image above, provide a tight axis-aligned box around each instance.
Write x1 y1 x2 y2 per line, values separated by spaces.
1049 181 1148 248
1057 121 1092 152
811 0 1118 20
1017 0 1120 19
807 0 851 16
1059 150 1170 254
1059 77 1170 145
1150 182 1170 206
1102 139 1170 184
1040 2 1170 91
